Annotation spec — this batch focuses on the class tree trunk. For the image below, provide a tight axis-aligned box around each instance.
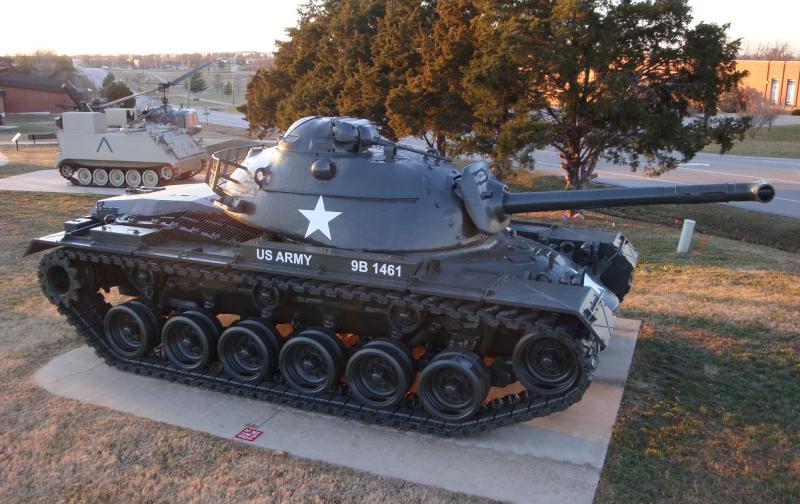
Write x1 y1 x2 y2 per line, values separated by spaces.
436 133 447 156
560 135 584 191
561 158 583 190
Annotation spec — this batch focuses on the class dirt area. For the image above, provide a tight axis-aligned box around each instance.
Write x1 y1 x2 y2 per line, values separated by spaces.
0 191 490 503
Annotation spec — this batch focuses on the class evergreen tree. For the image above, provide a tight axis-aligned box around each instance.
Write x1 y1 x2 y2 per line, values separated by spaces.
189 73 209 94
465 0 749 187
102 81 135 108
101 72 116 89
386 0 476 154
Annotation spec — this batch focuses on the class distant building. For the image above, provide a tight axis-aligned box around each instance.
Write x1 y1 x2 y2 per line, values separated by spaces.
736 60 800 111
0 57 14 74
0 72 75 114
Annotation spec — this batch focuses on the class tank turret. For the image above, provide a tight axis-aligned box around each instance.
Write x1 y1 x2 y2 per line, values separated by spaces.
208 116 774 251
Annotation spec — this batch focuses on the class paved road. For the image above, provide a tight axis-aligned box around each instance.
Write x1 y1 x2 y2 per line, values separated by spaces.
530 148 800 219
78 66 110 89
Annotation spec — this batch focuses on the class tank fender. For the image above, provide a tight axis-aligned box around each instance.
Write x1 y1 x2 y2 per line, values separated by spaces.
483 277 615 346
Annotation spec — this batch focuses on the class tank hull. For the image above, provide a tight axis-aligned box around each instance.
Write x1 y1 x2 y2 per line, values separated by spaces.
30 212 632 434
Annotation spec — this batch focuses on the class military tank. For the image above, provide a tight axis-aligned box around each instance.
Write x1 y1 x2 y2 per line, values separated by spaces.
29 116 775 435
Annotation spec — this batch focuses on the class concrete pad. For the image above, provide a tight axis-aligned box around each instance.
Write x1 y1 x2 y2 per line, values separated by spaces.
0 169 205 195
36 319 640 504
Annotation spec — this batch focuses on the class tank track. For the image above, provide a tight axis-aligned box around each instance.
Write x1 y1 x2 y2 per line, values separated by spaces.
41 247 598 436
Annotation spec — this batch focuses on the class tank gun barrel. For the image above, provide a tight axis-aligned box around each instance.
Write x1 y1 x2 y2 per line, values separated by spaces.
502 182 775 214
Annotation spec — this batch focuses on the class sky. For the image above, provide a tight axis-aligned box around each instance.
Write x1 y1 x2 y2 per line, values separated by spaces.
1 0 797 56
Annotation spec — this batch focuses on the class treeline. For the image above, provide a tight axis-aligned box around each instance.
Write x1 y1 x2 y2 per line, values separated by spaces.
13 51 76 81
241 0 748 187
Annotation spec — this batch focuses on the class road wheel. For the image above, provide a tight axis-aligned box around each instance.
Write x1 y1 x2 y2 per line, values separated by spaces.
104 300 159 359
346 339 414 409
141 169 160 187
512 332 581 396
125 169 142 187
162 310 220 371
92 168 109 186
75 167 93 186
279 328 344 394
108 169 125 187
418 350 490 421
218 319 282 383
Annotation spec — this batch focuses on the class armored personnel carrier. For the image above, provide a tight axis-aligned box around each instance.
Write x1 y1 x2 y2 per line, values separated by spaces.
55 63 214 188
29 117 774 435
55 111 207 188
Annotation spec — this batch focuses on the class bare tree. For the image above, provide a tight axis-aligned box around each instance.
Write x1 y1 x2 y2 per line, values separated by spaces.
739 40 797 60
735 87 780 137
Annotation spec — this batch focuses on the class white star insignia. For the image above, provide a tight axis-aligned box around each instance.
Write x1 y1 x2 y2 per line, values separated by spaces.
298 196 342 240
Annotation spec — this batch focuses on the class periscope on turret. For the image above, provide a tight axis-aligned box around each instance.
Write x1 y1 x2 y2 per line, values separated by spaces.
27 116 775 434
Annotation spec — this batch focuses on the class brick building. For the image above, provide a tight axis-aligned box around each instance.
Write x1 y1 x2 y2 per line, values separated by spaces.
736 60 800 111
0 72 75 114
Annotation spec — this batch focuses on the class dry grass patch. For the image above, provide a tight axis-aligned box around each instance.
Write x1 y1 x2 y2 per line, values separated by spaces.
0 146 57 179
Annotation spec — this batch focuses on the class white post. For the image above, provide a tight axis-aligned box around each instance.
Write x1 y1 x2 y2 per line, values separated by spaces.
676 219 696 253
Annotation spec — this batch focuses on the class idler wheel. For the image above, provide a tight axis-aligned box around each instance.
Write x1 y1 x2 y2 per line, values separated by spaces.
218 318 282 383
162 310 221 370
418 349 490 421
279 328 344 394
346 339 414 409
104 300 161 358
512 332 580 396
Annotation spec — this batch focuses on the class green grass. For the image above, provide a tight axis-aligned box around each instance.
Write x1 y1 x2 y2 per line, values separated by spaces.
703 124 800 158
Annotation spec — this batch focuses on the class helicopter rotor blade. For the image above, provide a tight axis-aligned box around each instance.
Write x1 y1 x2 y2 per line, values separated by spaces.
99 86 160 108
165 60 217 88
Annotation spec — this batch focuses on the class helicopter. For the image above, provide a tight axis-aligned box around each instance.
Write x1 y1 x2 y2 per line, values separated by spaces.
54 62 215 188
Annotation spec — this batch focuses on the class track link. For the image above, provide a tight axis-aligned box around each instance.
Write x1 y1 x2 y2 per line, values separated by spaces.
42 247 598 436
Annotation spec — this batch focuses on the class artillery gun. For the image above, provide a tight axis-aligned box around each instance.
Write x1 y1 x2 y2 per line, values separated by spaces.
30 116 774 434
54 63 214 188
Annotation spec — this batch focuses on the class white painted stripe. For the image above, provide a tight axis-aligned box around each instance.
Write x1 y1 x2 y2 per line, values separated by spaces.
678 162 711 167
676 166 800 185
775 197 800 204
